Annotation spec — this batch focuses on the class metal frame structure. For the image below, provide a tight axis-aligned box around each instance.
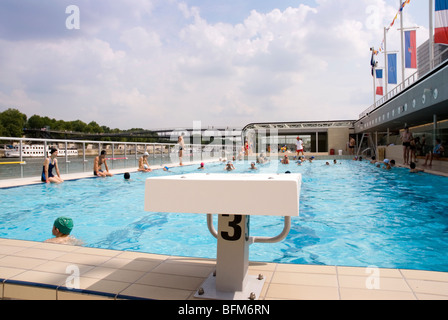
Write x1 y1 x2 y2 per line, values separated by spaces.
242 120 355 132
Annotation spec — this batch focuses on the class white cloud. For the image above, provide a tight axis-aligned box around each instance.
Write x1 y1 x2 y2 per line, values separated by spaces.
0 89 41 110
0 0 429 129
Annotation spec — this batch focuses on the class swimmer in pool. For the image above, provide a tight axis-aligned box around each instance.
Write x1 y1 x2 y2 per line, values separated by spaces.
225 161 235 171
45 217 81 245
409 162 424 173
249 162 257 170
94 150 113 177
381 159 396 170
198 162 205 170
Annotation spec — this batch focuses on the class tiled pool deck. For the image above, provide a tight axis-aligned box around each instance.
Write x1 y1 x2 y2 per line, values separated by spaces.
1 161 448 300
1 238 448 300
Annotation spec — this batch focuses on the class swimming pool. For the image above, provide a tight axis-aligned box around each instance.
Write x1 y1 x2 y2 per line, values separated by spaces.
1 159 448 272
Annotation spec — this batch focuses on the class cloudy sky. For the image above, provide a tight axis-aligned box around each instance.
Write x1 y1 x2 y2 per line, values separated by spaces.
0 0 431 130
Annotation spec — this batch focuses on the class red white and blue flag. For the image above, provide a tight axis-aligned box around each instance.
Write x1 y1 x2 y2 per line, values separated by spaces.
375 69 383 96
435 0 448 45
405 30 417 68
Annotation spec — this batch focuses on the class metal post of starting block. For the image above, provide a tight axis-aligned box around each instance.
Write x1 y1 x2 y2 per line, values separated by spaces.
217 214 250 292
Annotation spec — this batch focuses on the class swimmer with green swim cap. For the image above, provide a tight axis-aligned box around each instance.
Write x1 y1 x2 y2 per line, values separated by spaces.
45 217 81 245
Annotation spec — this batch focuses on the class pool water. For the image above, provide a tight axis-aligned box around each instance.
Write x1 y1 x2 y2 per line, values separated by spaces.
1 159 448 272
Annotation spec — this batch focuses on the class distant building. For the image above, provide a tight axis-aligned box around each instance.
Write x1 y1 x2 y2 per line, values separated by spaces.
417 40 448 77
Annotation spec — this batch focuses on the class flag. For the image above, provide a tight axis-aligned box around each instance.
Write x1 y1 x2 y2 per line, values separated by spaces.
387 53 397 84
375 69 383 96
435 0 448 45
405 30 417 68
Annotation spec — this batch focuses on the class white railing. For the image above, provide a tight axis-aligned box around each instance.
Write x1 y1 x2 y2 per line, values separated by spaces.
359 71 419 119
0 137 240 179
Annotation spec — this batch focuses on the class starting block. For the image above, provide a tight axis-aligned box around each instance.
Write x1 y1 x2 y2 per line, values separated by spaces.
144 173 301 300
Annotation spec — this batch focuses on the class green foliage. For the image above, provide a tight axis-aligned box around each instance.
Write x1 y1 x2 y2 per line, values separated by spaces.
0 108 159 142
0 108 27 137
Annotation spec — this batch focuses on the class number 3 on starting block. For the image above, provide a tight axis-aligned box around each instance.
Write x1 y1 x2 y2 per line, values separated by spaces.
220 215 250 242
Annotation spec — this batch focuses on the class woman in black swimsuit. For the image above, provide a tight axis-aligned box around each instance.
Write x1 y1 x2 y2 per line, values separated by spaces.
42 148 64 183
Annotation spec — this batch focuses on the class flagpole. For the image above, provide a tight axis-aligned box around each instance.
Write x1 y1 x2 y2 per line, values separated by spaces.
384 27 388 97
400 0 405 86
373 63 376 107
429 0 434 71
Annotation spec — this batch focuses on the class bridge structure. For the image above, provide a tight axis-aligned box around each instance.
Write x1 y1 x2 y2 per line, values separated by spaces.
24 126 243 143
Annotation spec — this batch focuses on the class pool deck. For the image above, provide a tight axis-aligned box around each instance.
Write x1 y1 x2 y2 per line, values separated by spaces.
1 238 448 300
1 160 448 300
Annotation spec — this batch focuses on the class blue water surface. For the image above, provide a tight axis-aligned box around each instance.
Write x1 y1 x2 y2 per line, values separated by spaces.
1 159 447 272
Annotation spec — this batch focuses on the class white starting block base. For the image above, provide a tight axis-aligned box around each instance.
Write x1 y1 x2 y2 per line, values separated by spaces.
195 272 266 300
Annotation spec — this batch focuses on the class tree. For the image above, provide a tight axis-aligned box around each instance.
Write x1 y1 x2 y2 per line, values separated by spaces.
0 108 27 137
70 120 87 132
86 121 103 134
2 108 161 142
0 122 6 136
27 115 46 129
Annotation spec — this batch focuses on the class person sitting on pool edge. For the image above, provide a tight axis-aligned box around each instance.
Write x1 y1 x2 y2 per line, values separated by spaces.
423 138 444 166
42 148 64 184
138 152 152 172
93 150 113 177
45 217 81 245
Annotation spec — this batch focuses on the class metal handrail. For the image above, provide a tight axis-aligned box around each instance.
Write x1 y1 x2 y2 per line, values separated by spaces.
0 137 237 180
251 217 291 244
0 136 203 147
206 214 292 244
359 71 419 119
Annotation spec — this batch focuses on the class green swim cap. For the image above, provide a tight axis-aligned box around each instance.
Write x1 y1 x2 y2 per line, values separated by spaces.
54 217 74 235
